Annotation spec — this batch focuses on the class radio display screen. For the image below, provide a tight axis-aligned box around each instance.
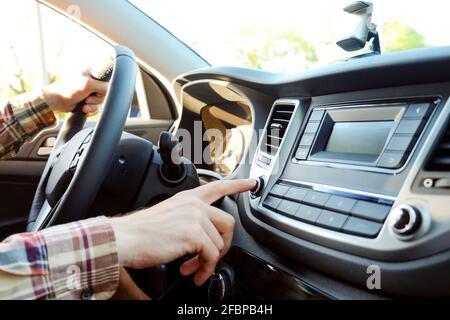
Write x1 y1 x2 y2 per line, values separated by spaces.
325 121 393 156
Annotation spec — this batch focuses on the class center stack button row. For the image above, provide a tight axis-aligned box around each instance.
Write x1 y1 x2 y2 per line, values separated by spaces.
263 183 390 238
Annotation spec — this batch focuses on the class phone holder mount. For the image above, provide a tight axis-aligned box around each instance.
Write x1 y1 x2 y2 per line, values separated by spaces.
336 1 381 58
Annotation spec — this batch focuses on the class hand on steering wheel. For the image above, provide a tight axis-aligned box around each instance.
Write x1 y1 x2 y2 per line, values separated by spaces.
27 45 137 232
43 68 108 116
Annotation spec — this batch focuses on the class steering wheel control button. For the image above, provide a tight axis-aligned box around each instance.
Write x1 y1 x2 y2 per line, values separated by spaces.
269 184 289 197
83 133 92 144
325 195 356 213
343 217 382 238
263 196 282 211
296 205 321 223
316 210 348 231
390 205 422 236
250 176 265 198
277 200 301 218
69 154 80 174
284 187 309 202
377 151 407 169
295 147 309 160
77 144 87 156
350 201 391 223
404 103 432 119
302 191 330 208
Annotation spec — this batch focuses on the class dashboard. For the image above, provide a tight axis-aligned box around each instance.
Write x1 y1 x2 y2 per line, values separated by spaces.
174 47 450 299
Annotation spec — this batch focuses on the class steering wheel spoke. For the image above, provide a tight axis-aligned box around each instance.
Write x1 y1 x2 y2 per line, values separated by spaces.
31 200 56 232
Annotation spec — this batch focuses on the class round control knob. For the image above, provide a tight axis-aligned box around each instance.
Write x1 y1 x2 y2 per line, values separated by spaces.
390 205 422 236
208 273 230 302
250 176 265 198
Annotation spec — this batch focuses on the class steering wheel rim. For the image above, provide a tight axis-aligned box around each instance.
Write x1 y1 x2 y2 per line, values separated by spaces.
27 45 137 232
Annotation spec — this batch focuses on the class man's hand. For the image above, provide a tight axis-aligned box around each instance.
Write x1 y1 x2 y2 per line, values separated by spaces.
43 69 108 116
110 179 257 286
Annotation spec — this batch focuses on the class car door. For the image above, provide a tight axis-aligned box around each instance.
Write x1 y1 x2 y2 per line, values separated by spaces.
0 1 175 239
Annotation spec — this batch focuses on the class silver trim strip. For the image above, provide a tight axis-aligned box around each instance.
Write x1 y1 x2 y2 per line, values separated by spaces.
280 178 396 203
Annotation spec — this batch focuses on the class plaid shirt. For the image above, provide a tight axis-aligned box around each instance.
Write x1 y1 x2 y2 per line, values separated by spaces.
0 92 120 299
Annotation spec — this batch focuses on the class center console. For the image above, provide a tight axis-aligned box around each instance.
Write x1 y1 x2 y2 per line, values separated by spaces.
242 84 450 297
258 100 437 243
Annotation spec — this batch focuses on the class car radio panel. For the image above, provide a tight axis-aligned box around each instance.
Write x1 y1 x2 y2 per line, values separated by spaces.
249 95 443 261
294 102 435 171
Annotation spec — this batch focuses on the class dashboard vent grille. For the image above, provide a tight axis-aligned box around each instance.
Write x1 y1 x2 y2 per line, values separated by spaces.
427 122 450 171
261 103 295 156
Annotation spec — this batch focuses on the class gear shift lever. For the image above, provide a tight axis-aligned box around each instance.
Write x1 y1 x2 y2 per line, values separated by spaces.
158 132 186 183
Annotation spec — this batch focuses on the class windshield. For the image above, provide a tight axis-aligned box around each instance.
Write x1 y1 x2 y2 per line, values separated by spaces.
130 0 449 73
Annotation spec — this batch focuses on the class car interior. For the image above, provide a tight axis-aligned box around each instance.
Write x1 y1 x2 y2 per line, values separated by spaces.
1 0 450 300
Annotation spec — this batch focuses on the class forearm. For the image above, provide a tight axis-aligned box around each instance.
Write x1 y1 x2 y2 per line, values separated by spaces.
0 216 120 300
0 90 57 160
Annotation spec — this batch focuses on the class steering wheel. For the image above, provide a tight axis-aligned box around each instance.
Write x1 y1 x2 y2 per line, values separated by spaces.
26 45 137 232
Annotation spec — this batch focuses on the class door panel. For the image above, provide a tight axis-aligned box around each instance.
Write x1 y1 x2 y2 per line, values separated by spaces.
0 125 61 239
0 119 172 239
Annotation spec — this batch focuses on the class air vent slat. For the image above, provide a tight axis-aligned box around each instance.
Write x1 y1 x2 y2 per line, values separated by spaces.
439 141 450 150
260 103 295 156
272 118 291 123
426 118 450 171
432 158 450 166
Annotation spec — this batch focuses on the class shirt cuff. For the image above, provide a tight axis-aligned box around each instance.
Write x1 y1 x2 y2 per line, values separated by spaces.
41 216 120 300
8 89 57 139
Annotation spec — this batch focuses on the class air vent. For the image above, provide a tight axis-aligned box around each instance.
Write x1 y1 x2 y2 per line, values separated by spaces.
260 103 295 156
426 123 450 170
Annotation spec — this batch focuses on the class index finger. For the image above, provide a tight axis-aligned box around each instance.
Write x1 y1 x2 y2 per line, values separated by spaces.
190 179 257 204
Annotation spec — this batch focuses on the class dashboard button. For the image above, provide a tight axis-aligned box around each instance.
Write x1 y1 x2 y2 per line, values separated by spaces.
250 176 265 198
385 135 416 152
343 217 382 238
263 196 282 211
284 187 309 202
350 201 391 222
277 200 301 217
309 110 325 121
304 122 320 134
325 195 356 213
302 191 330 207
395 119 425 135
377 151 407 169
269 184 290 197
296 205 321 223
295 147 310 160
404 103 432 119
299 134 315 147
316 210 348 231
257 154 272 165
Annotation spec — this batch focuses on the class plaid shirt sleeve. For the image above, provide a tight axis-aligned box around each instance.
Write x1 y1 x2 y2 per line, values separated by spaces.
0 90 57 160
0 216 120 300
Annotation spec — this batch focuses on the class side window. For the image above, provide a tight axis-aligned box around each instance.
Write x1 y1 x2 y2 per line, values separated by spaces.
0 1 150 121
